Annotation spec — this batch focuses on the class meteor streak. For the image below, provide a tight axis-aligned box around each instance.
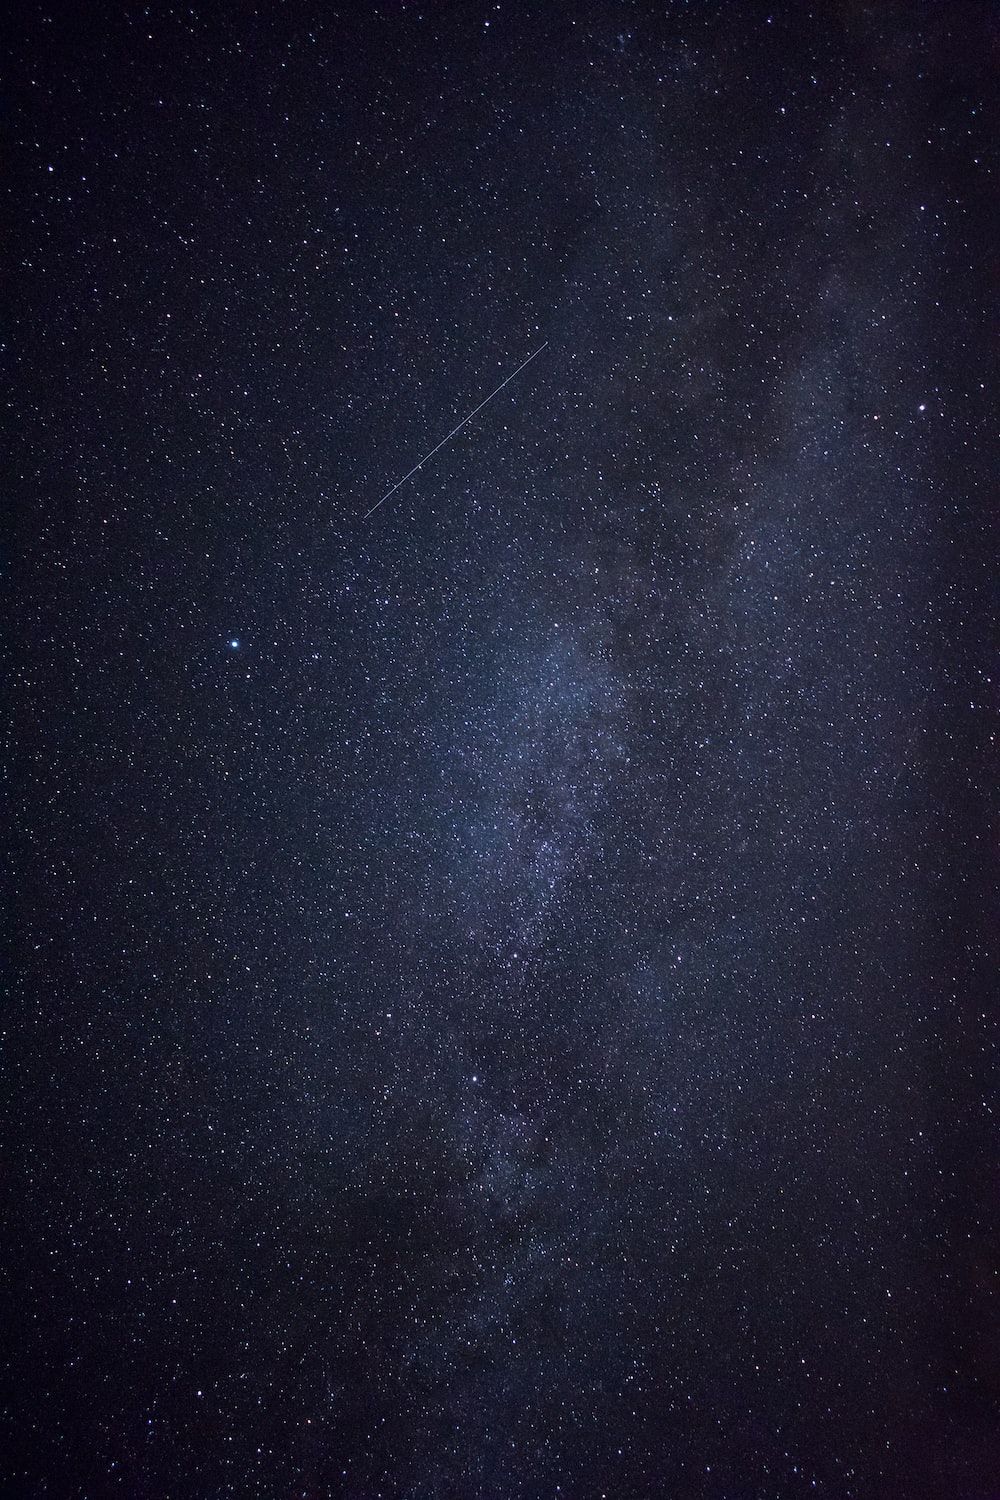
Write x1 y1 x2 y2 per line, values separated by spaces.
364 342 548 519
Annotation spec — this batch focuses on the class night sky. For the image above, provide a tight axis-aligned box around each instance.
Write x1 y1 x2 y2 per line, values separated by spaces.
8 3 999 1497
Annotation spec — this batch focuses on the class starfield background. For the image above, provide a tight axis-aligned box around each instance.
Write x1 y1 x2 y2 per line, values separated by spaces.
7 3 998 1497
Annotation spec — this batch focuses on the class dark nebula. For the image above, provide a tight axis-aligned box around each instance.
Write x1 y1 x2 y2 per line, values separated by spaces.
9 3 997 1497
